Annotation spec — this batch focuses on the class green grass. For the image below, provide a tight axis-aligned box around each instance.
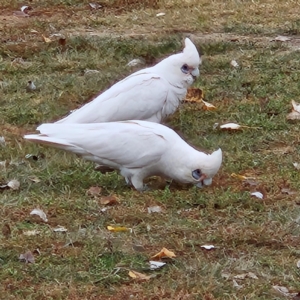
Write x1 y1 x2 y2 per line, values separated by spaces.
1 1 300 299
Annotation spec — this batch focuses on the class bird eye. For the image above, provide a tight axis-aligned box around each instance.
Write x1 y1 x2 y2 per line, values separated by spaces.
181 64 189 74
192 169 202 180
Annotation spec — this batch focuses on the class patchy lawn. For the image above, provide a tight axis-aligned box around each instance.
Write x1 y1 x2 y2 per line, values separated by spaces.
1 0 300 299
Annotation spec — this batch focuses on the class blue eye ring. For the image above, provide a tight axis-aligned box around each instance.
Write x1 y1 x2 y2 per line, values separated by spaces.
192 169 202 180
181 64 189 74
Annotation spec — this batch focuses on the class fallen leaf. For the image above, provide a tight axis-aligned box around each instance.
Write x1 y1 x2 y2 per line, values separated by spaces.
292 100 300 113
42 35 52 43
273 35 291 42
100 207 111 213
107 225 131 232
30 29 39 33
231 173 255 181
19 251 35 263
25 154 39 160
250 191 264 199
28 176 41 183
0 136 6 147
297 260 300 268
0 161 6 168
149 261 166 270
128 270 151 280
185 88 203 103
7 179 20 190
202 99 216 110
221 123 261 130
272 285 290 296
87 186 102 197
220 123 242 130
99 196 118 205
89 3 102 9
293 162 300 170
127 58 144 67
230 60 239 68
233 279 243 289
156 12 165 17
147 206 162 213
30 208 48 222
201 245 215 250
287 100 300 120
281 188 297 195
243 178 258 186
234 272 258 280
221 273 231 279
132 243 146 252
151 247 176 260
53 226 68 232
287 110 300 120
26 80 36 92
84 69 100 75
23 229 41 236
20 5 29 12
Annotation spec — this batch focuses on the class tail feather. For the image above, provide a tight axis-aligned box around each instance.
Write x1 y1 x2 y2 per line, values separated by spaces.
24 134 84 154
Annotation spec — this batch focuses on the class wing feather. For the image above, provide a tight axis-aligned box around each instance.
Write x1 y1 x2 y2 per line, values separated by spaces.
31 123 168 168
56 73 169 124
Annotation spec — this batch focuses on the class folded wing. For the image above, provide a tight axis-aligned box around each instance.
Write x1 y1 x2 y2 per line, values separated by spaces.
56 73 169 124
25 122 168 169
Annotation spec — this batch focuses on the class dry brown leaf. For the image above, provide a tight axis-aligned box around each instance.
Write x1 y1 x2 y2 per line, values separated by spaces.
99 195 118 205
185 88 203 103
42 35 52 43
151 247 176 260
86 186 102 197
128 270 151 281
19 251 35 263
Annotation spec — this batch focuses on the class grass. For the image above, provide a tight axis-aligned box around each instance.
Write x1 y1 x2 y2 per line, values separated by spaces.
1 0 300 299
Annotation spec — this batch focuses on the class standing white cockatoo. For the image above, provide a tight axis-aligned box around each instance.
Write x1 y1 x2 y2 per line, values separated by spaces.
56 38 201 124
24 121 222 191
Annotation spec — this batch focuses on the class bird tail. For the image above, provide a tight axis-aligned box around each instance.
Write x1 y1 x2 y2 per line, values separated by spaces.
24 134 77 152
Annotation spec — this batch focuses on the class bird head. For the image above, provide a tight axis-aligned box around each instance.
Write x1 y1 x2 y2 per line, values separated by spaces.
191 148 222 188
153 38 201 88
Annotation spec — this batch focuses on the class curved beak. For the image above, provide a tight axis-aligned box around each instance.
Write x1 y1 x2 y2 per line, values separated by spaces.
191 68 200 79
195 173 210 188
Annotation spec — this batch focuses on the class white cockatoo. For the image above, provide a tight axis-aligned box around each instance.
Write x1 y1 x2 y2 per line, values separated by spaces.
56 38 201 124
24 121 222 191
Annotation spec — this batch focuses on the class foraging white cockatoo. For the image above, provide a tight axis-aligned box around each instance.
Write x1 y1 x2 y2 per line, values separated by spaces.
24 121 222 191
56 38 201 124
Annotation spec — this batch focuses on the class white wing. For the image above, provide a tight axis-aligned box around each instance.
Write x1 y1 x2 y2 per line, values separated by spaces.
56 72 170 124
26 122 168 168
